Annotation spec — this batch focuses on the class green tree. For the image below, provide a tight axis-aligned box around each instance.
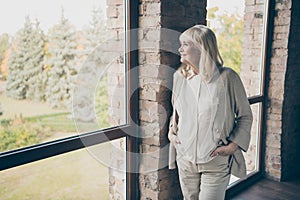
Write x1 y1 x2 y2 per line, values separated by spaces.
0 33 9 67
6 17 47 100
72 7 109 123
207 7 243 74
79 6 108 65
46 9 79 109
6 16 33 99
25 20 47 101
84 7 108 52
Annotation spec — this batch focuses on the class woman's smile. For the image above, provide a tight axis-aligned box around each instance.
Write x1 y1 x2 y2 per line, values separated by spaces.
178 38 200 68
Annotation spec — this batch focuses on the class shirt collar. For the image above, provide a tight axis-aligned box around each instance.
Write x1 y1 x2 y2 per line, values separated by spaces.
186 66 198 80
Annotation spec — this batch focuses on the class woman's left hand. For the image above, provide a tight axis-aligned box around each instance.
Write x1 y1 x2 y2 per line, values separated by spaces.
211 142 239 157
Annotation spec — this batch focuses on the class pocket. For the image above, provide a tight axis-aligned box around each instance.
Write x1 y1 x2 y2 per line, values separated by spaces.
204 155 230 172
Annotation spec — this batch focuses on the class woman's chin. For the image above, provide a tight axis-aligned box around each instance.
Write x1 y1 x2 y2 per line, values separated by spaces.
180 58 188 65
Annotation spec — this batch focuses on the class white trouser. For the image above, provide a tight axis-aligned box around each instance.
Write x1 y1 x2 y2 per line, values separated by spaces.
176 155 231 200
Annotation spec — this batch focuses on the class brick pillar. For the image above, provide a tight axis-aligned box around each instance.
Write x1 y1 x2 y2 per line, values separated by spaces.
138 0 206 199
106 0 126 199
265 0 292 181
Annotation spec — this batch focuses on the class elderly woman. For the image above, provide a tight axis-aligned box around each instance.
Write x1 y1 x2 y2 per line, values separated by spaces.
168 25 253 200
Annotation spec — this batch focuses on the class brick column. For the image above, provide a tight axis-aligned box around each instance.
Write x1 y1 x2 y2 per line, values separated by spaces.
106 0 126 199
138 0 206 199
265 0 291 180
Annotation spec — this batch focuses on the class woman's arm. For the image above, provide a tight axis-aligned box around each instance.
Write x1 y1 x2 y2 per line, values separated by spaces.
211 71 253 157
227 72 253 152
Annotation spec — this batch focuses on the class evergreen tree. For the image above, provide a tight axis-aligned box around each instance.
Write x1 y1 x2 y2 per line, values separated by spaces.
0 33 9 67
25 20 47 101
84 7 108 53
46 10 78 108
6 16 47 101
6 16 33 99
72 7 108 122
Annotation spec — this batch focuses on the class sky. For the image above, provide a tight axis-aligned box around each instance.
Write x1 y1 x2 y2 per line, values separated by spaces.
0 0 244 36
208 0 245 15
0 0 107 35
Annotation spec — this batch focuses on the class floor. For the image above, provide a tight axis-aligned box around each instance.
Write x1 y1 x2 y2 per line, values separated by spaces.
230 177 300 200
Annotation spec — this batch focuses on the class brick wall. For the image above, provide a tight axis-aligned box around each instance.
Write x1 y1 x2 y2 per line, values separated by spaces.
107 0 300 198
265 0 292 181
106 0 207 198
138 0 206 199
106 0 126 199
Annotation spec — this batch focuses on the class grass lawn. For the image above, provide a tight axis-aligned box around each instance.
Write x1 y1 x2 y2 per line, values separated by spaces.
0 92 67 120
0 92 99 148
0 92 112 199
0 147 110 200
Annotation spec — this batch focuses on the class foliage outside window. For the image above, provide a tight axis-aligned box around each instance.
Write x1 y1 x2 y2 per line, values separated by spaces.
207 6 243 74
0 7 109 153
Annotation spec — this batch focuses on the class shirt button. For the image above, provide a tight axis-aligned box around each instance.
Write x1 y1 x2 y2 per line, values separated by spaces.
216 128 220 133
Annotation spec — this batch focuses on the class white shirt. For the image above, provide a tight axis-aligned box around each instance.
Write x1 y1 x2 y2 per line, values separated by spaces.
174 74 219 164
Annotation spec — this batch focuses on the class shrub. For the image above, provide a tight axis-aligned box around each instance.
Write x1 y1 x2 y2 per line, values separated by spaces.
0 115 42 152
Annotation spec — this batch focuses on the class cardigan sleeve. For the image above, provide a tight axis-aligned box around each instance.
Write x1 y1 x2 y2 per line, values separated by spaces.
228 72 253 152
168 71 181 169
168 72 180 137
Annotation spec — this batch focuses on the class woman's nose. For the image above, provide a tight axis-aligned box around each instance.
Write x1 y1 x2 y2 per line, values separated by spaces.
178 46 183 53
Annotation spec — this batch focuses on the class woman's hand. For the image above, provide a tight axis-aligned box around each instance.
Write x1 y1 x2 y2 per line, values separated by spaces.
211 142 239 157
168 132 181 145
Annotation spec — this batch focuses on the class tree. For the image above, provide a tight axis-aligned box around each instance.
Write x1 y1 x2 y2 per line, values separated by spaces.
0 33 10 74
84 7 108 53
46 9 79 109
72 7 109 122
73 8 108 122
207 7 243 74
6 16 33 99
25 20 47 101
0 50 10 79
78 6 108 66
6 16 47 100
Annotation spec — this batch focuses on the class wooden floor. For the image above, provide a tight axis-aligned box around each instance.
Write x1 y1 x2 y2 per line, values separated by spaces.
230 177 300 200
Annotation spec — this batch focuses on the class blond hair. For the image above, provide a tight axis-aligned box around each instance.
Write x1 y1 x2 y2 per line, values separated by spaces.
179 25 223 82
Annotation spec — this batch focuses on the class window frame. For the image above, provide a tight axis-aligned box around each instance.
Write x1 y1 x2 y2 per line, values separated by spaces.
0 0 139 199
226 0 275 197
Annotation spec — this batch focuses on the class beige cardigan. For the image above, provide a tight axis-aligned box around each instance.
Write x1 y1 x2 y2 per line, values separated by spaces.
168 67 253 178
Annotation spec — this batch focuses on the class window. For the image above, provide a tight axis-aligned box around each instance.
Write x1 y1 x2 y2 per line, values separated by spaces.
0 0 138 199
0 139 125 199
207 0 271 191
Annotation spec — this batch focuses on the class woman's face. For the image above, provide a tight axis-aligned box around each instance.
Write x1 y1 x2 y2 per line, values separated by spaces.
178 38 201 68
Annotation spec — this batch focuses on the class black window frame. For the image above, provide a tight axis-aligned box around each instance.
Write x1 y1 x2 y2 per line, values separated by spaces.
0 0 140 199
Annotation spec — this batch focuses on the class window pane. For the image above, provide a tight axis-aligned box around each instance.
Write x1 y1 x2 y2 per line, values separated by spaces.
229 103 261 185
0 0 127 152
0 138 126 200
207 0 267 96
